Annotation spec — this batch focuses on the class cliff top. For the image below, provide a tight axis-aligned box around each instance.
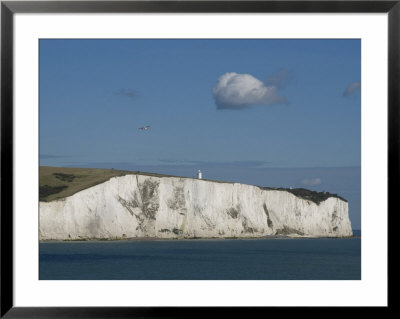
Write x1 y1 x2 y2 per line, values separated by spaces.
40 166 221 201
39 166 133 202
39 166 347 203
258 186 347 204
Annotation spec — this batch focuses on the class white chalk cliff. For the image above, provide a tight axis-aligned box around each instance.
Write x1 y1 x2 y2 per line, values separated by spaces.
39 174 353 240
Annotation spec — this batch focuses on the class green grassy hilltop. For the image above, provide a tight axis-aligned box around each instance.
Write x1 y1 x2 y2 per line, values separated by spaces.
39 166 196 202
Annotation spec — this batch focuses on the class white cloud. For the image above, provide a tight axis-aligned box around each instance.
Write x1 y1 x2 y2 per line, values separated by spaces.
213 72 286 109
343 82 361 96
301 178 322 187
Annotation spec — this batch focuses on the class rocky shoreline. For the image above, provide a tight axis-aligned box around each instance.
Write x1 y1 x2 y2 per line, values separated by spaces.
40 234 360 243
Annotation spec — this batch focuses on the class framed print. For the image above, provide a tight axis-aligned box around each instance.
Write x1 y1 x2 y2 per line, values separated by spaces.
1 0 395 317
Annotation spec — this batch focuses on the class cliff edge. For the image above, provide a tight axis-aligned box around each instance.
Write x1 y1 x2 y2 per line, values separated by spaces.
39 172 353 240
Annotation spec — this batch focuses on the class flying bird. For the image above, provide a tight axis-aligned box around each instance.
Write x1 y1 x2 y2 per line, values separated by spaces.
138 126 150 130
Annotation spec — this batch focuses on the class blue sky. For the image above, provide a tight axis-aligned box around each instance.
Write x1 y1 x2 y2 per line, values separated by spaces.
39 39 361 229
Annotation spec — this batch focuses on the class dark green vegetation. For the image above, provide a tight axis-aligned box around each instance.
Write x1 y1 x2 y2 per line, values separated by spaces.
39 185 68 200
40 166 347 204
259 186 347 204
53 172 76 182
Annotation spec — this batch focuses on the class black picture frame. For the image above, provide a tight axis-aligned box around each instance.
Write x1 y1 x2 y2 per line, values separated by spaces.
1 1 395 317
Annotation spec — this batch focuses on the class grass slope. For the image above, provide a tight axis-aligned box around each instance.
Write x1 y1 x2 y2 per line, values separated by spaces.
39 166 346 204
39 166 204 202
39 166 135 202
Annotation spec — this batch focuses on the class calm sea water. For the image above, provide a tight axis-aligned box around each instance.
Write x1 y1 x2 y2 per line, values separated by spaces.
39 235 361 280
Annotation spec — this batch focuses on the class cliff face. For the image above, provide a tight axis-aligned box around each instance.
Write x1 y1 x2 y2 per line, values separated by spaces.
39 174 353 240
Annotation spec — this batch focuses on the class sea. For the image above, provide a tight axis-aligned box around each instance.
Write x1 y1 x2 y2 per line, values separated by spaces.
39 230 361 280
